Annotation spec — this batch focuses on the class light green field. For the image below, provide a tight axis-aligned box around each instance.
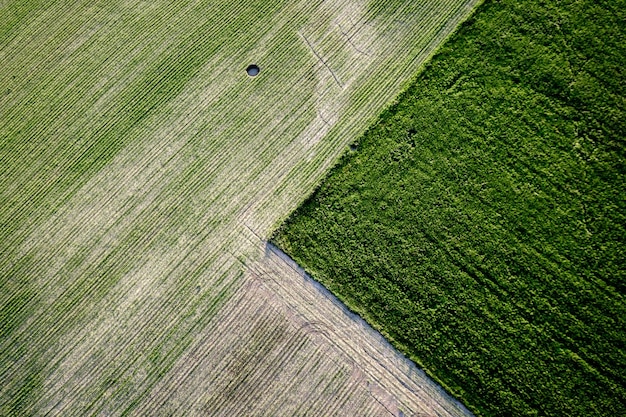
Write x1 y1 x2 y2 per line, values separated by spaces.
1 0 479 415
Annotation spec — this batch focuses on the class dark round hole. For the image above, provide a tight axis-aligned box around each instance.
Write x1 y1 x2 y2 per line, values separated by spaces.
246 64 260 77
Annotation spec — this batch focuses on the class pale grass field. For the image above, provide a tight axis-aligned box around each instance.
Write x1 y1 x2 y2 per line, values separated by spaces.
1 0 479 415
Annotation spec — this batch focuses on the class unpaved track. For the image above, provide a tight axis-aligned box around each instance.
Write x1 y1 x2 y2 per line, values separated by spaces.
1 0 479 415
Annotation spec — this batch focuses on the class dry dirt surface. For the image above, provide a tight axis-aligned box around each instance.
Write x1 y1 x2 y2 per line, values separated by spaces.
1 0 479 415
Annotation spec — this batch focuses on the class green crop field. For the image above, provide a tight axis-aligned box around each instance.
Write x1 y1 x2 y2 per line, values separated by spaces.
0 0 482 415
273 0 626 416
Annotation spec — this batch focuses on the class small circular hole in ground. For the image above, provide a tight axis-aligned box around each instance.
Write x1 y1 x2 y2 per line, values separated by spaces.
349 143 358 151
246 64 260 77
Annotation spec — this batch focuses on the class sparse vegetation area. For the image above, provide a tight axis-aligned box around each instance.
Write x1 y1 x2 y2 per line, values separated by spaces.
273 0 626 415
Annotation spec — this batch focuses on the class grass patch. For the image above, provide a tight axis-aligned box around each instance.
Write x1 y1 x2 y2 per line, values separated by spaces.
273 0 626 415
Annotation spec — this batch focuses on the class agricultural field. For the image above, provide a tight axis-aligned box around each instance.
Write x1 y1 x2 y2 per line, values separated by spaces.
0 0 481 415
274 0 626 416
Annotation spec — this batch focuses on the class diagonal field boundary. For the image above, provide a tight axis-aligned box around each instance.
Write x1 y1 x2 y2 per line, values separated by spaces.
0 0 480 415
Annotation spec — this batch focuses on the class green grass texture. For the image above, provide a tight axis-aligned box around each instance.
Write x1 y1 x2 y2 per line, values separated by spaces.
273 0 626 415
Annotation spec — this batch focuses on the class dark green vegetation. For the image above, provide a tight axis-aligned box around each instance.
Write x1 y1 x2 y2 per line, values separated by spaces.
273 0 626 415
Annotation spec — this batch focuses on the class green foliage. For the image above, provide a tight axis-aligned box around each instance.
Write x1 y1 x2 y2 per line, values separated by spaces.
274 0 626 415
